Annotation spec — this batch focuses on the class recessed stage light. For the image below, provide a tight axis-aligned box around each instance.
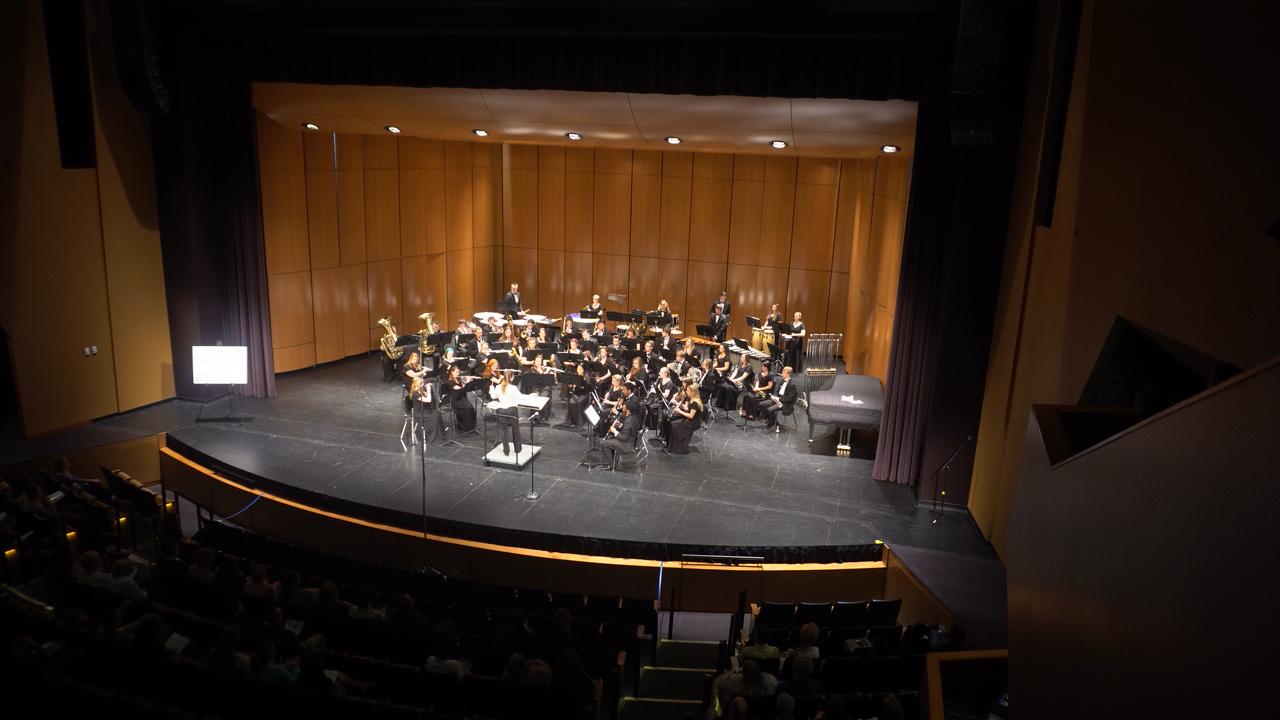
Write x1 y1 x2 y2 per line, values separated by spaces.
385 125 402 134
472 129 489 137
303 122 320 131
665 136 682 145
881 144 900 153
565 132 582 141
770 140 788 149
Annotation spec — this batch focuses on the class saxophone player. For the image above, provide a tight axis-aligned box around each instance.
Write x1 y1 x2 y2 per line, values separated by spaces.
741 360 775 420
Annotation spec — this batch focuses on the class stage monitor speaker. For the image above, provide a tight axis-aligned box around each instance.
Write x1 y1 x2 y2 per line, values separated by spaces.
41 0 95 169
110 0 170 115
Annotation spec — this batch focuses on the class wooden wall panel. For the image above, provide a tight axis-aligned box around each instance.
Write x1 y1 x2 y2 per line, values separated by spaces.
728 180 763 262
537 146 564 171
874 197 906 312
733 154 765 181
444 141 471 169
268 270 314 351
563 252 593 313
656 259 689 324
566 147 594 173
536 250 565 319
592 254 631 311
786 268 831 334
399 137 444 169
261 171 310 275
827 272 849 340
502 248 539 311
798 157 840 186
509 144 538 170
337 170 366 265
685 261 727 335
630 173 662 257
764 156 797 183
340 264 369 356
366 258 402 328
663 152 693 178
424 168 448 254
305 171 339 269
726 264 757 330
658 176 691 259
472 165 497 248
334 135 364 170
311 266 344 364
593 172 632 255
759 182 796 268
257 114 304 172
363 169 400 260
564 171 594 253
790 183 839 271
504 167 535 245
633 150 663 176
303 132 335 172
596 149 633 175
688 177 732 263
401 255 442 328
447 249 475 322
537 168 564 250
398 168 428 257
362 136 398 170
832 182 869 274
273 344 316 374
693 153 734 180
628 256 661 313
473 246 497 310
445 166 474 250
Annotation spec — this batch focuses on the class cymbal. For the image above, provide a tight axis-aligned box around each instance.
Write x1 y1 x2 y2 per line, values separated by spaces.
473 311 503 321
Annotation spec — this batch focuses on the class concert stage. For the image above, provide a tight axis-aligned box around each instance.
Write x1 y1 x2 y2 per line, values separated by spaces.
161 356 990 563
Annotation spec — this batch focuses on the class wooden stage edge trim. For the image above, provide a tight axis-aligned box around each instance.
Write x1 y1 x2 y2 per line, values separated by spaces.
160 446 888 574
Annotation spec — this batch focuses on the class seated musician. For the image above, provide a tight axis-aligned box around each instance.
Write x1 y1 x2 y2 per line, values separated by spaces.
643 339 663 371
518 336 539 368
444 365 477 433
593 349 616 394
741 360 775 420
657 326 676 352
713 344 731 379
473 340 492 373
592 319 609 340
624 355 648 390
600 402 641 470
440 345 459 371
623 326 639 342
564 336 583 362
709 304 728 342
666 384 703 455
762 366 799 430
409 376 441 443
566 364 592 429
671 349 691 380
455 319 472 347
654 299 674 329
481 358 501 387
608 334 624 355
584 294 604 317
485 316 502 333
620 383 643 416
500 326 517 346
719 353 754 411
698 358 719 400
683 337 703 364
602 375 626 415
402 351 427 390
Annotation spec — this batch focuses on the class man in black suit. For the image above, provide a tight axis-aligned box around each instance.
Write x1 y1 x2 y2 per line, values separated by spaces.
709 291 731 322
501 282 523 316
600 402 642 470
709 304 729 342
764 366 800 431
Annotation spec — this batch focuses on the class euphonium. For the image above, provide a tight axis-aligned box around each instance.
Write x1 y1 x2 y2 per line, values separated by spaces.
418 312 437 355
378 318 404 360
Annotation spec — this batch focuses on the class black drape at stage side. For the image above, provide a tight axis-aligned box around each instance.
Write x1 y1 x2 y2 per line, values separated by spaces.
152 69 275 400
872 92 954 486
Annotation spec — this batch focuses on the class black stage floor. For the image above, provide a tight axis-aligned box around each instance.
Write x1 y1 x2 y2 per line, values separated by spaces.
157 356 990 562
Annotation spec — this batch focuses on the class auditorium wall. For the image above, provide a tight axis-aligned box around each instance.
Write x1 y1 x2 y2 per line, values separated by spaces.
260 124 910 380
967 0 1280 556
0 0 173 438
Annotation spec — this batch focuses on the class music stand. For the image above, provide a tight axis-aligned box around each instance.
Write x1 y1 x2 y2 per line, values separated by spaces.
580 308 600 319
696 323 715 340
746 315 761 329
605 310 628 323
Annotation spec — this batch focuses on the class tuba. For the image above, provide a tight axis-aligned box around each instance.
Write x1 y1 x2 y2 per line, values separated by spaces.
378 318 404 360
418 312 437 355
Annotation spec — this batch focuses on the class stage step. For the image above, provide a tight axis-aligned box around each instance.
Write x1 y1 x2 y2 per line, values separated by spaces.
617 697 703 720
655 638 723 669
638 665 715 701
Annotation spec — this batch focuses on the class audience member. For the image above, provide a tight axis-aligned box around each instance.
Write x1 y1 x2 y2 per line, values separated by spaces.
724 695 749 720
501 652 552 687
778 657 823 699
775 692 796 720
814 694 847 720
108 559 148 600
782 622 820 663
346 585 384 620
548 606 575 646
243 563 279 600
207 625 250 678
878 694 905 720
386 593 427 627
713 659 777 712
278 570 317 607
188 547 217 583
74 550 112 589
495 608 538 648
740 622 780 661
251 640 298 687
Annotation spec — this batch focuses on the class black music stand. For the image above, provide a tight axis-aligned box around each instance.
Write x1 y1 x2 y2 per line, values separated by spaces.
696 323 715 340
746 315 761 329
580 308 600 319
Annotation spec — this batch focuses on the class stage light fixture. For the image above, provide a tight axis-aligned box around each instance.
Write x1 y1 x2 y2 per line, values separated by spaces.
472 129 489 137
565 132 582 141
881 144 900 153
665 136 682 145
303 122 320 131
770 140 788 149
385 125 402 134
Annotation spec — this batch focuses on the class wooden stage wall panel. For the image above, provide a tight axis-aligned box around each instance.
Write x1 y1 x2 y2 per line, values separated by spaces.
259 116 908 376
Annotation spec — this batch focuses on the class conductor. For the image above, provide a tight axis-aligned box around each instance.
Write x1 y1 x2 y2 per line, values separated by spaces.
500 282 524 316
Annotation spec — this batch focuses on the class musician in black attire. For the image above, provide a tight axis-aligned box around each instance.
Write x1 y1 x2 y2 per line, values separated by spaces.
784 311 807 372
710 291 731 322
501 282 524 316
600 402 641 470
762 366 800 430
643 340 663 371
718 353 754 411
565 364 592 428
763 304 783 329
671 349 691 380
657 327 676 352
708 305 728 342
443 365 477 433
667 384 703 455
584 294 604 317
653 299 674 329
741 360 775 420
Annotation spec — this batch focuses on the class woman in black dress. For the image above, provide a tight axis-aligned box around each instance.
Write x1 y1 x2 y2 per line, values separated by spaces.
667 384 703 455
444 365 476 433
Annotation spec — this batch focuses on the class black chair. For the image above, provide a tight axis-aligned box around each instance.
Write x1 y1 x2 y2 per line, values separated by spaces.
866 598 901 627
756 602 796 628
831 600 869 627
795 601 832 626
869 625 903 657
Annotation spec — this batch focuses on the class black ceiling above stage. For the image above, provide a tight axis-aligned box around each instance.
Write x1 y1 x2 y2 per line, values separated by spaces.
148 0 961 101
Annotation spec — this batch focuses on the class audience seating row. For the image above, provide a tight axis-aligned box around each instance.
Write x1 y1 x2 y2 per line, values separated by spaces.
756 598 901 629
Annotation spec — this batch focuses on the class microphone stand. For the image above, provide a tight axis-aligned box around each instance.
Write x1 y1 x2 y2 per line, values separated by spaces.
930 435 974 524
